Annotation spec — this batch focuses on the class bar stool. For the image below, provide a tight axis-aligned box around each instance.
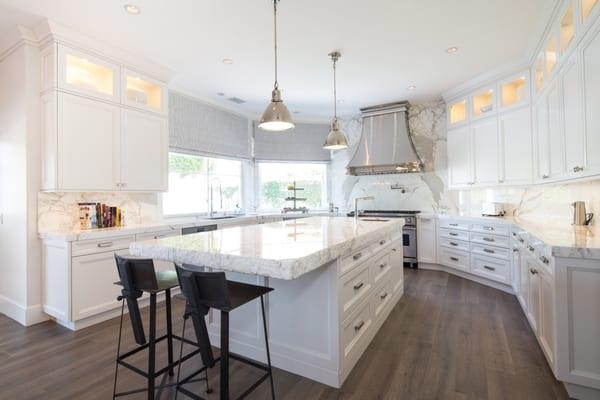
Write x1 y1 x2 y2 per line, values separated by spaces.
112 255 202 400
175 264 276 400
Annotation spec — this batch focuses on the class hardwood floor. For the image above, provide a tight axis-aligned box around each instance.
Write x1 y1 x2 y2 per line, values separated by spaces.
0 269 568 399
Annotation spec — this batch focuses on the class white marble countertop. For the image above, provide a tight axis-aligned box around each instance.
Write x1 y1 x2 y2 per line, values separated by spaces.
38 212 335 242
129 216 405 280
418 213 600 260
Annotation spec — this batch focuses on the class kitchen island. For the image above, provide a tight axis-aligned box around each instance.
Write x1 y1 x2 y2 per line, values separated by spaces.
130 216 405 387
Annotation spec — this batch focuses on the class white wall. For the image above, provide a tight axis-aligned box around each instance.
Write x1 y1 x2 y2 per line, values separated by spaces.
0 30 46 325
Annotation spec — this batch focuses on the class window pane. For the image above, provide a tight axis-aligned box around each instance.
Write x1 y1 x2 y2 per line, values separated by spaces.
259 162 327 210
163 153 208 215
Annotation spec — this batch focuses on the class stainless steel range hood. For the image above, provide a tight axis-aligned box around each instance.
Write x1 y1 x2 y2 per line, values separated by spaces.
347 101 423 175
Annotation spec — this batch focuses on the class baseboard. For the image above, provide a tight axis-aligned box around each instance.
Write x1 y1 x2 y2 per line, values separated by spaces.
0 295 50 326
417 263 515 294
564 382 600 400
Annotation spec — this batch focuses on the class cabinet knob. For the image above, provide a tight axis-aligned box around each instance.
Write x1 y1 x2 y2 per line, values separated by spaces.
530 268 539 275
573 166 584 173
353 252 363 261
380 292 389 300
540 256 550 265
542 174 549 179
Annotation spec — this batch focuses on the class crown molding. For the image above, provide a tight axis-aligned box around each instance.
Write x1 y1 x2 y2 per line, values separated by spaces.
0 25 38 62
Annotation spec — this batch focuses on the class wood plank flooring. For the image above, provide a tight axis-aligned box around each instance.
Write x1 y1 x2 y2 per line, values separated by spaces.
0 269 569 399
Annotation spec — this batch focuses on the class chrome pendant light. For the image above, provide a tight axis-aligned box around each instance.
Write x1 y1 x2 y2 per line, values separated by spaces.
323 51 349 150
259 0 294 132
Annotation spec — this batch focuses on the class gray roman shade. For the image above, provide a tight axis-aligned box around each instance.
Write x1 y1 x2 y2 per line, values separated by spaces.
169 91 251 159
253 121 331 162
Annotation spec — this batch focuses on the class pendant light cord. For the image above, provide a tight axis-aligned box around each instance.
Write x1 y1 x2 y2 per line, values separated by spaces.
333 56 337 120
273 0 279 89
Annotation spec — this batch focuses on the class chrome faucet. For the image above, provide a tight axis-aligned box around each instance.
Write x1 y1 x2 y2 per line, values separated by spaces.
354 196 375 220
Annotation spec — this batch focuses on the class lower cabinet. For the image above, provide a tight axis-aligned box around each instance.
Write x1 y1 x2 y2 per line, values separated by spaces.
539 268 555 364
526 256 542 333
470 253 510 284
417 216 437 264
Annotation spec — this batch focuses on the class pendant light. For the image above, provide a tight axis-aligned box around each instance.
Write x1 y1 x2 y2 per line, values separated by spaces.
259 0 295 132
323 51 349 150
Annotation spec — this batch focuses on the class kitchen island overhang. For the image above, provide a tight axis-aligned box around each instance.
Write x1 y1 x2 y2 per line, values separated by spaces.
130 216 405 387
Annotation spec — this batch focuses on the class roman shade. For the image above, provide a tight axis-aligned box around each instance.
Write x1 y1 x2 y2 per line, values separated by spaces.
169 91 251 159
253 121 331 162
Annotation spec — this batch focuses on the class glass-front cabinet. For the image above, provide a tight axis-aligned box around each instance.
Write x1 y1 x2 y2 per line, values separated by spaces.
560 3 576 53
448 98 468 126
58 45 119 102
471 87 495 119
534 51 545 92
582 0 598 23
499 74 529 110
545 35 558 76
122 69 166 114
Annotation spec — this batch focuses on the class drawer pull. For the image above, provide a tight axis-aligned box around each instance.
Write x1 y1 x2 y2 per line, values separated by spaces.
449 232 459 237
450 256 459 262
483 226 495 231
527 245 535 252
97 242 114 248
530 268 539 275
540 256 550 265
153 234 166 239
483 265 496 271
512 232 517 237
483 248 495 254
353 282 364 290
380 292 389 300
379 239 387 246
518 238 524 243
353 252 363 261
392 248 398 252
449 223 459 227
379 263 387 269
449 242 459 247
513 248 519 252
354 321 365 331
483 237 495 242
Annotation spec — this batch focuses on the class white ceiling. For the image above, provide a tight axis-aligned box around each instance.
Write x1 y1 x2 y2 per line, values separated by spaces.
0 0 555 121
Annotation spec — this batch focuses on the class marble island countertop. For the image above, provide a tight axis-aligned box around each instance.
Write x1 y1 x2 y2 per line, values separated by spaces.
420 212 600 260
129 216 404 280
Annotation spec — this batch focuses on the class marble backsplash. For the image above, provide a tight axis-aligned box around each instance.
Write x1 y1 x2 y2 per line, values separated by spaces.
38 192 161 232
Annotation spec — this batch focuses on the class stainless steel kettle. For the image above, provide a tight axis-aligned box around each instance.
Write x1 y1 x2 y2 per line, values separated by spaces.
572 201 594 225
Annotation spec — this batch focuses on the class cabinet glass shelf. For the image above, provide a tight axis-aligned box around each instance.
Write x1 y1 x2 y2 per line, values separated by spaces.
582 0 598 23
449 99 467 125
472 89 494 118
501 77 527 108
66 54 114 96
126 74 163 111
560 4 575 52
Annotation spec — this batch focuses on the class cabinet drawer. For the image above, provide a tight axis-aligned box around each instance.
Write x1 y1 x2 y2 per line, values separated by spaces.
370 253 392 288
341 300 372 360
439 247 470 272
470 222 509 236
370 236 392 254
136 229 181 241
471 254 510 284
72 235 135 257
439 219 469 231
439 237 469 252
471 243 510 260
340 262 372 320
340 246 372 276
470 232 509 248
371 281 393 323
439 228 469 241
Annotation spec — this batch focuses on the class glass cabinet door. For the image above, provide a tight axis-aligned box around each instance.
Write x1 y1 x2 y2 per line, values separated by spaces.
472 87 495 118
500 75 528 109
58 45 119 101
545 36 558 75
560 3 575 53
448 99 467 126
122 69 166 113
582 0 598 23
534 52 545 92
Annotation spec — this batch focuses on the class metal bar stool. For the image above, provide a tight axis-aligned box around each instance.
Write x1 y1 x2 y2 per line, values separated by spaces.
112 255 202 400
175 264 276 400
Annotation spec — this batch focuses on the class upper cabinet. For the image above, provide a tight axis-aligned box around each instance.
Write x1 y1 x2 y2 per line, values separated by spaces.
545 35 559 76
534 52 545 93
582 0 599 24
582 21 600 173
560 3 576 53
448 98 468 127
471 87 496 119
500 74 529 110
122 69 167 114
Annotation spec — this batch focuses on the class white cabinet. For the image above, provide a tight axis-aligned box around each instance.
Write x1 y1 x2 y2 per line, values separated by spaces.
582 24 600 173
534 92 551 181
518 247 530 310
539 267 555 364
547 81 566 179
526 256 541 333
121 68 167 114
447 126 473 188
499 108 533 185
472 119 499 186
390 239 404 296
55 92 121 191
417 217 436 264
561 53 585 175
120 109 168 191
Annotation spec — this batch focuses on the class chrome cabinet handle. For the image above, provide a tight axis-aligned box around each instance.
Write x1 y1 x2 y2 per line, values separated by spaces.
542 174 549 179
573 166 584 173
450 242 459 246
527 245 535 252
392 248 398 252
483 226 494 231
483 248 495 254
380 292 389 300
483 265 496 271
97 242 114 248
540 256 550 265
530 268 539 275
354 321 365 331
519 238 525 243
379 263 387 269
483 237 495 242
449 232 459 237
353 282 364 290
513 248 519 252
153 234 167 239
449 223 459 227
353 252 363 261
512 232 517 237
379 239 387 246
450 256 459 262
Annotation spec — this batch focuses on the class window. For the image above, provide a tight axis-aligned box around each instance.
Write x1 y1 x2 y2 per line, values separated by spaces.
163 152 242 216
258 162 328 211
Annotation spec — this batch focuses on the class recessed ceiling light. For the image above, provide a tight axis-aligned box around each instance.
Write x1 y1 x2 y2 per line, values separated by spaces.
124 4 141 15
222 58 234 65
407 85 417 91
446 46 459 54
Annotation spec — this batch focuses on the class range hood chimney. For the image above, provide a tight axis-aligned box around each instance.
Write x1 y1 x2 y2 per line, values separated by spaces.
347 101 423 175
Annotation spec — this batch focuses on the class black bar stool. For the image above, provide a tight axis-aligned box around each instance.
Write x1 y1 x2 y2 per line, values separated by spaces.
112 255 202 400
175 264 276 400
